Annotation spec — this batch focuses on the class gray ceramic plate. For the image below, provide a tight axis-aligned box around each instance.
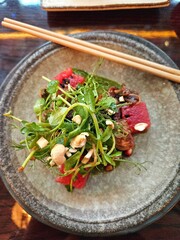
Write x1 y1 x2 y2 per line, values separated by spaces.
0 31 179 236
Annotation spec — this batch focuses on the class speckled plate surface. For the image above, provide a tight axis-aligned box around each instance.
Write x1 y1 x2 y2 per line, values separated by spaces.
0 31 179 236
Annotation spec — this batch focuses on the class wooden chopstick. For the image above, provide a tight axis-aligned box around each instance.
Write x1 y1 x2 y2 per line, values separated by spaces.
2 18 180 83
3 18 180 77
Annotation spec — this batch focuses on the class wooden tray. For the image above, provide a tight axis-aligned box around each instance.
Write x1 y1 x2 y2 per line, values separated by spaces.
41 0 170 11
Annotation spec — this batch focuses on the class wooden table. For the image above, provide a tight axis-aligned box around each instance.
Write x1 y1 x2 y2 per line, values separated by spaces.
0 0 179 239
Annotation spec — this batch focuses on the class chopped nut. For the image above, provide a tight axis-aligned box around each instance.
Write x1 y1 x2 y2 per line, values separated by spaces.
107 109 115 115
72 114 82 125
69 148 77 153
105 119 114 129
50 160 56 167
81 132 89 137
81 149 94 164
70 132 89 149
119 96 125 102
134 123 148 132
51 144 66 166
81 158 89 164
66 151 72 157
36 137 49 149
46 156 54 166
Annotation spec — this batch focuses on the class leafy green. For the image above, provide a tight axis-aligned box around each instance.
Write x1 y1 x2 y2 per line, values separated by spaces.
21 122 50 133
34 146 50 160
101 126 112 143
103 154 116 167
65 151 81 171
97 96 117 112
48 107 68 126
33 98 46 114
83 87 95 112
47 80 59 94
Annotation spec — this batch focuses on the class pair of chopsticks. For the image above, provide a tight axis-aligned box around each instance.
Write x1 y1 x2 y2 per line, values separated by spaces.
1 18 180 83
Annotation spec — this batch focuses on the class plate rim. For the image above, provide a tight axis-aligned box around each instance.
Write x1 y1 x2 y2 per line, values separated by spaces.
0 30 179 236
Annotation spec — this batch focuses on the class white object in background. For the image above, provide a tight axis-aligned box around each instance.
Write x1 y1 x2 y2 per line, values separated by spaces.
41 0 170 11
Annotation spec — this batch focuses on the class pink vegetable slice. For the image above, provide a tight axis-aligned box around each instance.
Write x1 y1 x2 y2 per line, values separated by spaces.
54 68 85 88
56 164 89 189
121 102 151 134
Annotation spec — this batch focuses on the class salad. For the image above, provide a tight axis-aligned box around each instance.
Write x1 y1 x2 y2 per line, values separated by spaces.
4 67 151 192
